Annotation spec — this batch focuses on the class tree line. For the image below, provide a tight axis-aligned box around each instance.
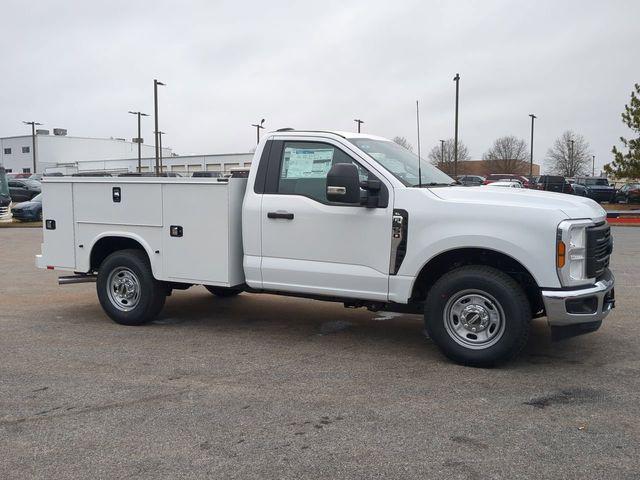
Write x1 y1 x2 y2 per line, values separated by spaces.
393 132 593 177
393 82 640 180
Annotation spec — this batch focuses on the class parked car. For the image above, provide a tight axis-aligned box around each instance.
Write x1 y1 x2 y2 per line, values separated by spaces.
456 175 485 186
533 175 574 194
483 180 523 188
615 182 640 203
483 174 531 188
7 172 32 179
8 178 41 202
0 167 10 218
11 193 42 221
574 177 616 203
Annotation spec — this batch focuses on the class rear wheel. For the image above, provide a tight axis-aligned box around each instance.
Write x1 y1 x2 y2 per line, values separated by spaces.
97 249 166 325
204 285 242 297
424 265 531 367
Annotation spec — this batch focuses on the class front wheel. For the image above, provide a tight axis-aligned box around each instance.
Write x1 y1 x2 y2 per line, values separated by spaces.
97 249 166 325
424 266 531 367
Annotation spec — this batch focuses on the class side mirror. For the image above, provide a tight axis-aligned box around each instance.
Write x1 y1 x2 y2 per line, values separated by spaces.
326 163 360 204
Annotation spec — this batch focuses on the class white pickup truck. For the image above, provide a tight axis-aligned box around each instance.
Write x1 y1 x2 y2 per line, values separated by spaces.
36 130 615 366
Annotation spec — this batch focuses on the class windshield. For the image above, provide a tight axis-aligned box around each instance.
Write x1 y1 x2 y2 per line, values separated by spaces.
583 178 609 186
348 138 453 187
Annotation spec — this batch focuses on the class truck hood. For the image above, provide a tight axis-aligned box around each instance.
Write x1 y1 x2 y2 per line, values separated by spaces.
429 186 606 221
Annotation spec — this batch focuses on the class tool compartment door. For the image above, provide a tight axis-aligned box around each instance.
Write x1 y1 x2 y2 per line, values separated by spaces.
41 182 76 269
161 183 231 285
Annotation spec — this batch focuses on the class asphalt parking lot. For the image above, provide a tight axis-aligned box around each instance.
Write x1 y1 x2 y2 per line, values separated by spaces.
1 227 639 479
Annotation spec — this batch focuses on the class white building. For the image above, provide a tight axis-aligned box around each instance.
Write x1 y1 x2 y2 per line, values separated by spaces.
69 152 254 175
0 129 171 174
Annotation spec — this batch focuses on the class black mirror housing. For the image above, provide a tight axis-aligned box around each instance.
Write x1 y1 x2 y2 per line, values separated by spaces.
326 163 360 204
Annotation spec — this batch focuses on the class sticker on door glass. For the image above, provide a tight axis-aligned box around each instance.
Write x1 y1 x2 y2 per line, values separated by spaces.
282 148 334 179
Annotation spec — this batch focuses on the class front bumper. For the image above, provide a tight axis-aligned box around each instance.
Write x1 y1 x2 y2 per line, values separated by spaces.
11 210 38 221
541 269 615 328
588 190 615 202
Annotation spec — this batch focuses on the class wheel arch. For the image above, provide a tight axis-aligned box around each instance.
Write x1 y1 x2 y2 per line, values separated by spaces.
410 247 543 316
88 233 158 277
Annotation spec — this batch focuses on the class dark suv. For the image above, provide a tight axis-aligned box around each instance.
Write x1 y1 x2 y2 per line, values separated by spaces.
456 175 484 186
532 175 574 194
8 178 41 202
574 177 616 203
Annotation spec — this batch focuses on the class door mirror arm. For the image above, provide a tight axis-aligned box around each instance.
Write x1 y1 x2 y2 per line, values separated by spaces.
360 178 382 208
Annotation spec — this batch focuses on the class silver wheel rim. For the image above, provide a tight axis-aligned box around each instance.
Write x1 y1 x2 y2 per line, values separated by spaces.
106 267 141 312
443 289 506 350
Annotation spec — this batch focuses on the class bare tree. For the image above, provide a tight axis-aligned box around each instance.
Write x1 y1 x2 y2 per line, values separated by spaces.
427 138 470 175
482 135 529 174
392 136 413 152
546 131 591 177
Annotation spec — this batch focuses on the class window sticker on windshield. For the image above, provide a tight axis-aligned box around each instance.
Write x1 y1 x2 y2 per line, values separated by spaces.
282 148 334 179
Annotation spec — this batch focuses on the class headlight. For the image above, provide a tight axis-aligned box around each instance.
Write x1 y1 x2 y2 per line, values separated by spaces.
556 219 594 287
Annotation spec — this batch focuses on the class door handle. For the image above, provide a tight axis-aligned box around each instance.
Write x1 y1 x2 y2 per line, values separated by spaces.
267 211 294 220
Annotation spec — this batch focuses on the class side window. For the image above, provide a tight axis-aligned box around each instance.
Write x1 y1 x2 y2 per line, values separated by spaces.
276 142 368 203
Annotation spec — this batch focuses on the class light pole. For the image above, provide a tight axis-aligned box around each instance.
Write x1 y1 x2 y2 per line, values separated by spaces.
440 139 445 164
592 155 595 176
354 119 364 133
153 79 165 176
570 139 575 161
453 73 460 177
22 121 42 174
156 131 165 173
128 111 148 172
528 114 537 177
251 119 265 145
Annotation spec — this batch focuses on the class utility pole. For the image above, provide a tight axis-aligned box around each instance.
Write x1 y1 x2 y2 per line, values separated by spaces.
128 111 148 172
453 73 460 177
440 139 445 164
354 119 364 133
153 79 165 176
251 119 265 145
22 121 42 174
529 114 537 177
592 155 595 176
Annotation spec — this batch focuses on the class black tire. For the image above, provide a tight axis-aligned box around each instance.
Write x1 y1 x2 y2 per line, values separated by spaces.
97 249 166 326
424 265 531 367
204 285 242 297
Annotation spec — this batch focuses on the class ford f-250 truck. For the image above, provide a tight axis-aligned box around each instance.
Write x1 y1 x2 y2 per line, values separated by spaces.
36 130 615 366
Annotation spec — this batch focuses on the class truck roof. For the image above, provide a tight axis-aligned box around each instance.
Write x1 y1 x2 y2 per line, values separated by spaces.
268 129 391 142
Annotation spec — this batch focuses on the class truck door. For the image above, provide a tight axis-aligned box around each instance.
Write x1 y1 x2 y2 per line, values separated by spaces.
259 139 393 301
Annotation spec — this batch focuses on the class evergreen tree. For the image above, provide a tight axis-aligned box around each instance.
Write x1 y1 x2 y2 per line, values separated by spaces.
604 83 640 179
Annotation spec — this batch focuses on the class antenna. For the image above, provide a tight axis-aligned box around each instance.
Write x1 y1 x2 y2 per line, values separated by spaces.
416 100 422 187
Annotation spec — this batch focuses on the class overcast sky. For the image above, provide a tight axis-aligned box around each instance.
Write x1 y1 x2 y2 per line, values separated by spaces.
1 0 638 172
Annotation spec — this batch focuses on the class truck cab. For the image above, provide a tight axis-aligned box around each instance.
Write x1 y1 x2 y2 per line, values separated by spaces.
36 130 615 366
